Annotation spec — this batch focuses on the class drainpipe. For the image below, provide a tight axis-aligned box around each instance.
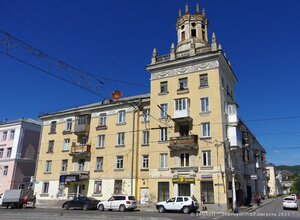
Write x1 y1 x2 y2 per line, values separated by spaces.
130 109 136 195
232 173 237 212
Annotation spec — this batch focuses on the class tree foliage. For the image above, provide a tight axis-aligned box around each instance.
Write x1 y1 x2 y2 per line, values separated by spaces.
291 177 300 194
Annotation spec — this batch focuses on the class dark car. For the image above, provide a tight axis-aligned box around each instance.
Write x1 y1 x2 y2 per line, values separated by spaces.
62 196 100 210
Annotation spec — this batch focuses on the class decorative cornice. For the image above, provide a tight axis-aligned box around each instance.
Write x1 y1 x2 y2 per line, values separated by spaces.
151 60 219 80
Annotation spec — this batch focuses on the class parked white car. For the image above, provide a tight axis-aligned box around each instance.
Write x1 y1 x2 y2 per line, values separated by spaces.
289 194 297 200
156 196 199 214
283 196 298 210
97 195 137 212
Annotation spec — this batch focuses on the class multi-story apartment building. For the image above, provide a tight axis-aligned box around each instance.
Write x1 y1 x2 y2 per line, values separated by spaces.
266 163 283 197
0 119 41 193
34 4 267 211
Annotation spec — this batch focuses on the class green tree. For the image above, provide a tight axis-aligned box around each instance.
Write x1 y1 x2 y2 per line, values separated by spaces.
291 177 300 194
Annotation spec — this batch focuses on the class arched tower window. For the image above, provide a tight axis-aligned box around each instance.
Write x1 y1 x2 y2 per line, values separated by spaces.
181 31 185 41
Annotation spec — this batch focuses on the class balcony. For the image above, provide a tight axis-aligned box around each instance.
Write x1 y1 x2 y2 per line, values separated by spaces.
74 115 91 135
69 143 91 157
168 135 198 150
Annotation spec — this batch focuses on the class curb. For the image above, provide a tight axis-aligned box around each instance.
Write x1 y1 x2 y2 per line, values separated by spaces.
249 198 278 213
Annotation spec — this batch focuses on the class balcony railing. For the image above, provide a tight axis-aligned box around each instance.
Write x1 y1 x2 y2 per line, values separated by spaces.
69 143 91 156
168 135 198 150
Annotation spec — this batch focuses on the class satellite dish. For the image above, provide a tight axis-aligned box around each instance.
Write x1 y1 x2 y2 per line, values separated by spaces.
112 90 123 100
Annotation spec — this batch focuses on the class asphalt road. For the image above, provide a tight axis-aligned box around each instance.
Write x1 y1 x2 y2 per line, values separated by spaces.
0 198 299 220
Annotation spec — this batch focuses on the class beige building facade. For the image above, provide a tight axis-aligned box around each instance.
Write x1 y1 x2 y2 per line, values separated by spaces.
34 4 267 211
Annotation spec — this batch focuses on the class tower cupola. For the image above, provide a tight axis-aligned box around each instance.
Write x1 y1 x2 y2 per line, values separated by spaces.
176 3 208 52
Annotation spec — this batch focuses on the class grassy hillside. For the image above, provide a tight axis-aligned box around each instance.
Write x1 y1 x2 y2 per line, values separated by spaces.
278 165 300 174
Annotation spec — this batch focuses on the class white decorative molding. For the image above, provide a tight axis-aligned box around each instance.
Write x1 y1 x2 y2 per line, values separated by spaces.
151 60 219 80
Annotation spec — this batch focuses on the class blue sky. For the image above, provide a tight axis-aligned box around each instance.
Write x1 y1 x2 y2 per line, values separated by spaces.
0 0 299 166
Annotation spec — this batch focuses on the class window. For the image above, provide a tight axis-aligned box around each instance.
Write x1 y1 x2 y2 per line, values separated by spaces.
96 157 103 170
201 122 211 138
97 135 105 148
61 159 68 172
200 74 208 87
78 159 85 171
48 140 54 153
65 119 72 131
142 131 149 145
114 180 122 194
176 197 183 202
200 97 209 113
45 160 52 172
2 131 7 141
201 181 214 203
94 181 102 194
202 30 205 40
228 105 236 115
99 113 107 126
160 103 168 119
159 127 167 142
221 77 224 88
6 147 12 158
202 151 211 166
3 166 8 176
9 130 15 140
117 110 125 124
180 153 189 167
160 81 168 93
116 156 124 169
158 182 169 202
160 153 168 168
117 132 125 146
63 139 70 151
42 182 49 194
77 115 88 125
50 121 57 133
191 29 196 37
178 78 188 90
143 109 150 122
175 98 188 111
181 31 185 41
0 148 3 158
142 155 149 169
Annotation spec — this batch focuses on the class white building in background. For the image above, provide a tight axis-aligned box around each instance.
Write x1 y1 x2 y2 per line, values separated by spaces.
266 164 283 197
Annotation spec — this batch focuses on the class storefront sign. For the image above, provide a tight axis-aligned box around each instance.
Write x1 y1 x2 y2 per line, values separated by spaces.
200 174 213 179
59 175 79 183
172 176 195 183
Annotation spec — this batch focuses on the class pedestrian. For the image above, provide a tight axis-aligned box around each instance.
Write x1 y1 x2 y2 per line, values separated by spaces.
32 195 36 208
255 193 261 206
22 194 28 209
201 193 207 211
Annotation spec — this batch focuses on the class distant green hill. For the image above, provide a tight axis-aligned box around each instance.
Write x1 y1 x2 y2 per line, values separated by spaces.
278 165 300 174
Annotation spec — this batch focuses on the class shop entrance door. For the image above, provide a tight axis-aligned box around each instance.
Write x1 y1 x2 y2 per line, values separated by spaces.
178 183 190 196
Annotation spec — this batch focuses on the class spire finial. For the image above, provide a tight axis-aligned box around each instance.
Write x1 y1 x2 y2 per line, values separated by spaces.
171 43 175 49
179 9 182 17
196 3 200 14
152 48 157 57
185 3 189 14
212 32 216 44
202 8 206 16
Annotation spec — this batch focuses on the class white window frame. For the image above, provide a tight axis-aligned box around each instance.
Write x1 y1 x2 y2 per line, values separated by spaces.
201 122 211 138
65 119 72 131
117 110 126 124
180 153 189 167
9 130 15 140
142 131 149 145
143 109 150 122
200 97 209 113
61 159 68 172
175 98 188 111
178 77 188 90
42 182 49 194
0 148 3 158
50 121 57 133
2 131 7 141
142 155 149 169
98 135 105 148
48 140 54 153
6 147 12 158
45 160 52 172
116 156 124 169
3 166 8 176
200 73 208 87
160 153 168 168
160 81 168 93
63 139 70 151
96 157 103 170
160 103 168 119
202 150 212 166
159 127 167 142
117 132 125 146
94 181 102 194
99 113 107 126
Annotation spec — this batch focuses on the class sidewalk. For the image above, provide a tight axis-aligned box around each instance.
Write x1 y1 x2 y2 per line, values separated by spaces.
239 197 279 213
